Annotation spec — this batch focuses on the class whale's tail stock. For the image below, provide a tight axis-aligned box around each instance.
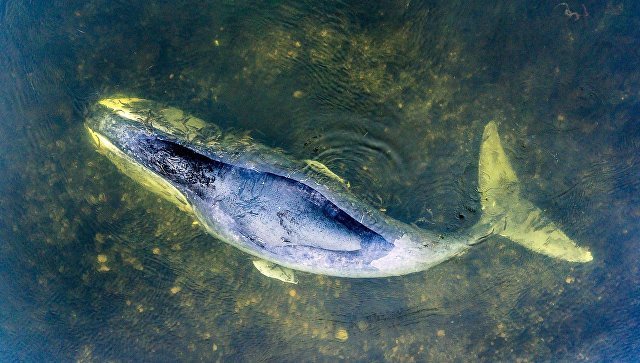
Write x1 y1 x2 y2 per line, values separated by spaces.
471 121 593 263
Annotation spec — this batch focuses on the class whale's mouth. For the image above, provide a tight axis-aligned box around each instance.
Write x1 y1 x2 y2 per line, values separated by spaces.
86 110 220 198
85 123 196 212
121 134 220 199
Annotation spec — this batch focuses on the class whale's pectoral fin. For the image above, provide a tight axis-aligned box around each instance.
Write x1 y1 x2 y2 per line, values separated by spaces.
252 259 299 284
475 121 593 262
304 160 350 188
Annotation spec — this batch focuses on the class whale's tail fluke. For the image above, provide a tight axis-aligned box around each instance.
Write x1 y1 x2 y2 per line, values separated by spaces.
473 121 592 262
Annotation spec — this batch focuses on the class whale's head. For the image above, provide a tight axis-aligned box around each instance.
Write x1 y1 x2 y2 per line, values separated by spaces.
85 97 220 212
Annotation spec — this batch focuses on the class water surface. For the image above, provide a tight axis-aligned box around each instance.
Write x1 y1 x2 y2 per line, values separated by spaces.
1 0 639 361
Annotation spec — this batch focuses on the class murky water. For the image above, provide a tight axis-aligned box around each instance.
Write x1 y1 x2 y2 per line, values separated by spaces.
1 0 639 361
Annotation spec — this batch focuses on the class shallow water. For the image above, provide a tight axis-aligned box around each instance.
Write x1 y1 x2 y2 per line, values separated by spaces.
1 0 639 361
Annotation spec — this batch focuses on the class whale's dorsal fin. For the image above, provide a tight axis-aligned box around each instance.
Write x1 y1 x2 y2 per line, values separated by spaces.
476 121 592 262
252 260 298 284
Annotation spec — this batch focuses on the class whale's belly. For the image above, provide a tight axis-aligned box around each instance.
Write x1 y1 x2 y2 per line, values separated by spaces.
127 135 394 269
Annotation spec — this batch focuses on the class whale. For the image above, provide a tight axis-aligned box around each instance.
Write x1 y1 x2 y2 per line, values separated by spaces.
85 97 592 282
